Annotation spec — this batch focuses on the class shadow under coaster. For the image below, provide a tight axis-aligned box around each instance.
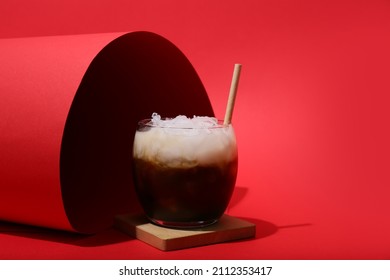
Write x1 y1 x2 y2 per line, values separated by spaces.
114 214 256 251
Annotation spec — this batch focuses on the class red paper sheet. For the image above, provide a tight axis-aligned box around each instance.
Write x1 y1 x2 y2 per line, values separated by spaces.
0 32 213 233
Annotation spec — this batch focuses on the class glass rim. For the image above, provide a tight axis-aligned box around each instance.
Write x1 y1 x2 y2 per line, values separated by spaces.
137 118 232 129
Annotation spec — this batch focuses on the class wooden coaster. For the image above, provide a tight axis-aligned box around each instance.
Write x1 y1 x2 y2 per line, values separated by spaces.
114 214 256 251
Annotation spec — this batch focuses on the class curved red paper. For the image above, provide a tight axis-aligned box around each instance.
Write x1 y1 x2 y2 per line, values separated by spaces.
0 32 214 233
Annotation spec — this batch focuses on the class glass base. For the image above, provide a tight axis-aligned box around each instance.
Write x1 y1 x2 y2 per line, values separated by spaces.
148 217 218 229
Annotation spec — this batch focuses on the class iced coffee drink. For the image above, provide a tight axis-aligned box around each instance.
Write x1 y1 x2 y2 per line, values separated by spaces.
132 113 238 228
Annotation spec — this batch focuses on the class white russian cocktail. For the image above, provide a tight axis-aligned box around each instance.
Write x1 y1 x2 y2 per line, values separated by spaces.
133 113 238 228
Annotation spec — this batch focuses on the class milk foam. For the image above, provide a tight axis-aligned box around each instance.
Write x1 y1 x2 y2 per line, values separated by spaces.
133 114 237 168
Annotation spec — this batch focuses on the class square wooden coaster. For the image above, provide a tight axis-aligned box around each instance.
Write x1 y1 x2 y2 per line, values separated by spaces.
114 214 256 251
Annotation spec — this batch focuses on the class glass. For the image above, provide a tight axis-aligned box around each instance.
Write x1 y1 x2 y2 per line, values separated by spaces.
132 118 238 228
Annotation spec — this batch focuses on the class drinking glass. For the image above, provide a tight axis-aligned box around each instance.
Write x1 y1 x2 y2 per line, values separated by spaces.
132 117 238 228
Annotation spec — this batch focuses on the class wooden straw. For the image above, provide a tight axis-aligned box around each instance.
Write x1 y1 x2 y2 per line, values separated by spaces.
224 63 242 125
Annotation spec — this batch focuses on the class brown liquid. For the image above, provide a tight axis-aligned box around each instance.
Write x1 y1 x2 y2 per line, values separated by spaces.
133 157 238 226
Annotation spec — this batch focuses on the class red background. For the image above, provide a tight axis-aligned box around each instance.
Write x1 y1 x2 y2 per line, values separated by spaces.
1 0 390 259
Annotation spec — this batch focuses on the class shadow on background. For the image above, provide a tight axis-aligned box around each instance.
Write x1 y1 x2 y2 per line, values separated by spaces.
237 217 312 241
0 218 312 248
0 185 312 247
227 186 248 211
228 186 312 240
0 220 133 247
